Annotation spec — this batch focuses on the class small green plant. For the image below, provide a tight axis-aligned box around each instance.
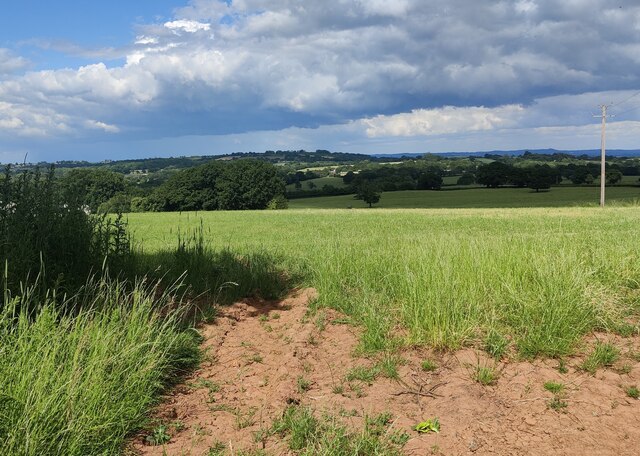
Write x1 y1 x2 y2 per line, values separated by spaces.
207 441 227 456
272 405 402 454
548 395 568 411
249 353 264 364
345 365 380 385
473 365 498 386
543 381 565 394
366 412 393 436
379 354 403 379
258 314 269 323
146 424 171 446
389 430 410 446
234 408 257 430
332 383 345 395
297 376 311 393
315 311 327 331
191 378 220 393
556 359 569 374
414 418 440 433
625 385 639 399
581 342 620 374
421 359 438 372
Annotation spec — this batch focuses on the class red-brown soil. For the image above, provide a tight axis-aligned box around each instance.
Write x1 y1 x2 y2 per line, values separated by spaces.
130 288 640 456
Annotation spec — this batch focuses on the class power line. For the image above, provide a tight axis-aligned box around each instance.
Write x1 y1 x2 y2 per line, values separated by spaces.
611 103 640 117
611 89 640 108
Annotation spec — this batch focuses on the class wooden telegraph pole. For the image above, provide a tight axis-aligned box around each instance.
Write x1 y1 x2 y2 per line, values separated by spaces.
594 105 612 207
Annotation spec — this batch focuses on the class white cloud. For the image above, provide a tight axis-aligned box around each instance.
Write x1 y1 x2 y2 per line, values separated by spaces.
164 20 211 33
362 105 524 137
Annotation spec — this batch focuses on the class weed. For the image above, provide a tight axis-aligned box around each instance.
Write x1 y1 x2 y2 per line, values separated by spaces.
547 396 568 411
379 354 403 379
557 359 569 374
234 408 257 430
146 424 171 446
338 408 358 417
581 342 620 374
414 418 440 433
207 441 227 456
307 333 319 346
297 376 311 393
543 381 565 394
271 312 281 320
421 359 438 372
389 430 410 446
191 378 220 394
345 365 380 385
617 364 633 375
625 385 639 399
170 420 186 432
315 311 327 331
271 405 402 454
332 384 345 395
249 353 264 364
366 412 393 436
259 314 269 323
473 365 498 386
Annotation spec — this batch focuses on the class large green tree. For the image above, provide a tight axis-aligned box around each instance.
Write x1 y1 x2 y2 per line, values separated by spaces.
60 169 127 212
150 160 284 211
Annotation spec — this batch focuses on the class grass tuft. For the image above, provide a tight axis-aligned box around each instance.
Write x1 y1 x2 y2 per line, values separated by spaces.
581 342 620 374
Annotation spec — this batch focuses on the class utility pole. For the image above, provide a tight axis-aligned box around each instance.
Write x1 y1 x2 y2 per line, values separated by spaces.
594 105 612 207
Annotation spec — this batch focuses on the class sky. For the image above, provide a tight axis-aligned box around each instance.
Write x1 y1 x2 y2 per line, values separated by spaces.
1 0 640 163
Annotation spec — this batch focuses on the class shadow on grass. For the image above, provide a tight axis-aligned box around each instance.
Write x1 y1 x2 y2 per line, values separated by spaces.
132 247 298 309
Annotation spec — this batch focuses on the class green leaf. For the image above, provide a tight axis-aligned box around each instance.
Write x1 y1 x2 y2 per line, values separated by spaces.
414 417 440 433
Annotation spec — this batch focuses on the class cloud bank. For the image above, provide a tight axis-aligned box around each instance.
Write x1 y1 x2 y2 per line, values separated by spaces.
1 0 640 159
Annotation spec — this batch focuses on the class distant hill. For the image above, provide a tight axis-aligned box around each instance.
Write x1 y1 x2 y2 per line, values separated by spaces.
11 148 640 175
371 149 640 159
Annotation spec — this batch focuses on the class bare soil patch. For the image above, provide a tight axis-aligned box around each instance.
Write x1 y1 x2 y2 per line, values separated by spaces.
130 289 640 455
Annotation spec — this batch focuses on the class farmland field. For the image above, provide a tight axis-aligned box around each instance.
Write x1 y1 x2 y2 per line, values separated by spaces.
288 186 640 209
129 207 640 357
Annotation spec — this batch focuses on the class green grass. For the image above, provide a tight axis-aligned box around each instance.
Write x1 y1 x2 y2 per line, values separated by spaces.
128 207 640 359
271 406 403 455
543 381 565 394
287 186 640 209
581 342 620 374
625 385 639 399
0 278 200 456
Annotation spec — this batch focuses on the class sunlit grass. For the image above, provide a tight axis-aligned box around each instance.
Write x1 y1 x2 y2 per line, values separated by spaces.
128 207 640 358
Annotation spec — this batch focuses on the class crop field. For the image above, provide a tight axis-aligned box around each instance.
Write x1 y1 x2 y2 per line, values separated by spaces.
129 207 640 358
288 186 640 209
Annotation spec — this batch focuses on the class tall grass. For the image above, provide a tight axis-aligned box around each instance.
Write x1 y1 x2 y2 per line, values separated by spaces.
0 277 200 456
0 165 130 300
128 208 640 358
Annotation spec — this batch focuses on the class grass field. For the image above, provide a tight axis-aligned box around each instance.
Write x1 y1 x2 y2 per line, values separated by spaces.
286 176 347 191
288 186 640 209
128 207 640 359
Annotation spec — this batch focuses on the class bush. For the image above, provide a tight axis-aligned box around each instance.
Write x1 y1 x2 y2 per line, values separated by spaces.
267 195 289 210
0 166 131 298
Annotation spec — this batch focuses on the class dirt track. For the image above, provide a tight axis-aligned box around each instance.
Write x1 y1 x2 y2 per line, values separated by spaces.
131 288 640 455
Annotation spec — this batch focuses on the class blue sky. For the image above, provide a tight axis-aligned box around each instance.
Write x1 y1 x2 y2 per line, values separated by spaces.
1 0 640 162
